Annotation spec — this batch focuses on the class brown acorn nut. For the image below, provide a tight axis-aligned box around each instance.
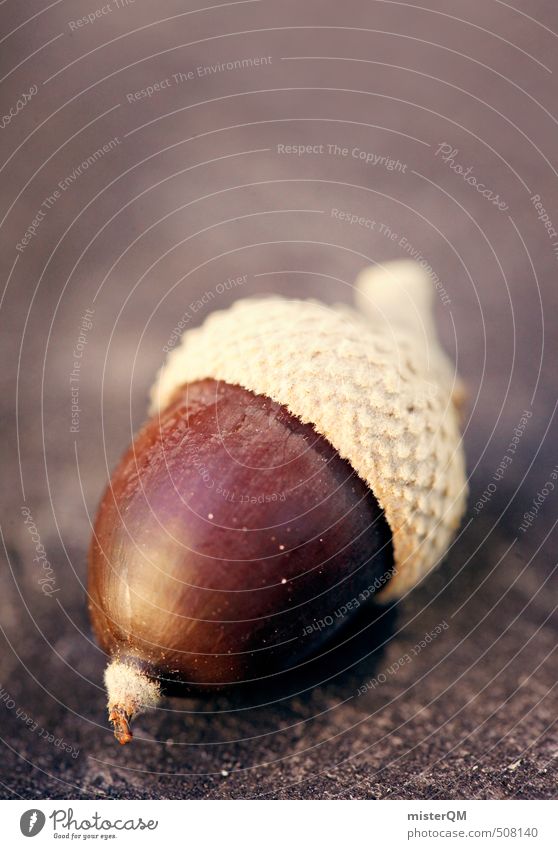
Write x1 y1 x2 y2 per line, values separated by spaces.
89 261 467 744
89 379 393 744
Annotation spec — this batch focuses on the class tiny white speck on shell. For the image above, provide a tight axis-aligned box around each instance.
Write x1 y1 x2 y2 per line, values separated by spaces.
149 260 467 599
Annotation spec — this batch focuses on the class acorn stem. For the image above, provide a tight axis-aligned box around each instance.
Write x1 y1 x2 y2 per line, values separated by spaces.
104 659 161 745
108 705 134 745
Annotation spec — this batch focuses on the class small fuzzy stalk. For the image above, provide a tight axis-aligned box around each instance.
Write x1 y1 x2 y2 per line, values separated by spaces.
104 659 161 745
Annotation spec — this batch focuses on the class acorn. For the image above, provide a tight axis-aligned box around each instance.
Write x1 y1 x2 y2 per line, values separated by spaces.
88 260 467 744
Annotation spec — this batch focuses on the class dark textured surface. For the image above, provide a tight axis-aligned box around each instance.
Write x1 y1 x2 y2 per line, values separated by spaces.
0 0 557 799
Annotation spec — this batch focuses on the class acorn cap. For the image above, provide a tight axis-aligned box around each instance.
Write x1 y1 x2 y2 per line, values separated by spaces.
150 261 467 600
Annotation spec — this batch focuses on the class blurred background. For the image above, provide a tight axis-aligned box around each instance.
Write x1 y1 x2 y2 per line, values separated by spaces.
0 0 557 799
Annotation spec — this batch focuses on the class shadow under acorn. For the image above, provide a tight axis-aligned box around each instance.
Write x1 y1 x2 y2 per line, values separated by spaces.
160 599 398 716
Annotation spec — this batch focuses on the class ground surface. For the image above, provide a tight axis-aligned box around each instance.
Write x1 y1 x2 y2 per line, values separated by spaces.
0 0 557 799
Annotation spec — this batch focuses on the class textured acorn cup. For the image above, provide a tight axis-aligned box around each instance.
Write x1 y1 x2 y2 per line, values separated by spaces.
89 379 394 744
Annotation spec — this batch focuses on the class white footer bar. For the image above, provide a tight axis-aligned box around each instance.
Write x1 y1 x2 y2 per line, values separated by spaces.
3 799 556 848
